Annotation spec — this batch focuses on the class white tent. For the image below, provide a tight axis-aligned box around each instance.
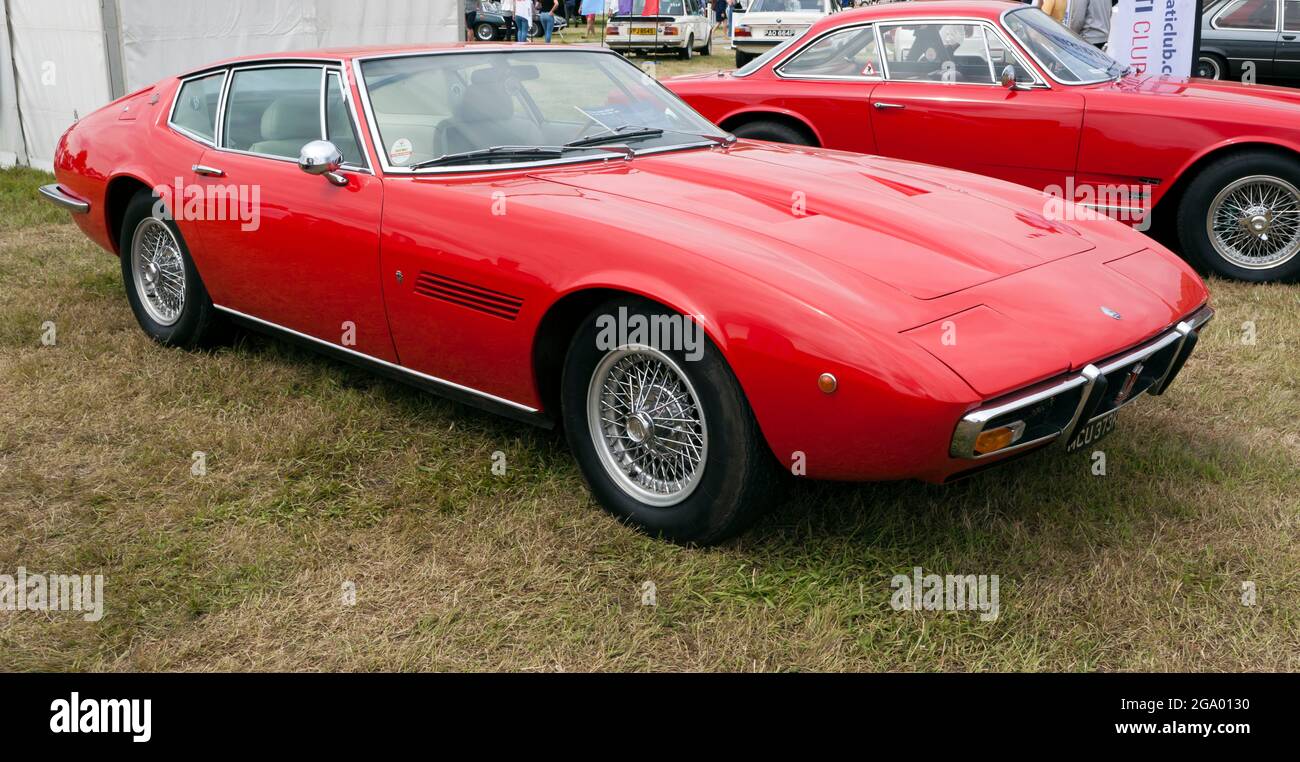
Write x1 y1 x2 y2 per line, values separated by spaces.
0 0 463 171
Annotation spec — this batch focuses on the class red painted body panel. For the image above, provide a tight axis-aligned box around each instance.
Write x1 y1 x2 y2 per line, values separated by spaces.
50 36 1211 485
664 1 1300 214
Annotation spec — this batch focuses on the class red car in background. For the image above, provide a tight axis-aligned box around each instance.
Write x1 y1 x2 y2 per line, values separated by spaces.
41 44 1210 544
665 1 1300 282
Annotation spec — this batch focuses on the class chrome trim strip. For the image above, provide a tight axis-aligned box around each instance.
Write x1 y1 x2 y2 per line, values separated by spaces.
212 305 540 414
38 184 90 213
950 306 1213 460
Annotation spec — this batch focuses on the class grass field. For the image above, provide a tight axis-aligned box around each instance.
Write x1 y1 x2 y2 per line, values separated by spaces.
2 136 1298 669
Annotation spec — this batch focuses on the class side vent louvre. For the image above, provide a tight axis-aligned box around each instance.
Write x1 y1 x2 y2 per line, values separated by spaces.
413 272 524 321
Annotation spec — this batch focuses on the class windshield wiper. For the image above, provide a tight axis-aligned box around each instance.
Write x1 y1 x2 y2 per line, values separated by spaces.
408 145 565 169
565 125 664 148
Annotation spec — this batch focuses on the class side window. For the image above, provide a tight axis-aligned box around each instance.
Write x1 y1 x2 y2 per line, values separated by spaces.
880 23 993 83
1287 0 1300 31
170 72 225 143
1215 0 1278 30
326 72 365 167
222 67 323 159
983 28 1036 84
780 26 882 79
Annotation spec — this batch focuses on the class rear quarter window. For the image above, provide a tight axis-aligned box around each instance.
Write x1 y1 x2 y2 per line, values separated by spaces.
170 72 226 143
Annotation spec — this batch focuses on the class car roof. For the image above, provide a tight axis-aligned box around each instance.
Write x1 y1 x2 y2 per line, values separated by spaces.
814 0 1020 26
178 43 615 79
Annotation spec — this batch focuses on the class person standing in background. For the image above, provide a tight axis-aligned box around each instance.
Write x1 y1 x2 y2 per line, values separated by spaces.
514 0 534 42
1041 0 1067 23
580 0 599 37
539 0 559 41
1066 0 1110 48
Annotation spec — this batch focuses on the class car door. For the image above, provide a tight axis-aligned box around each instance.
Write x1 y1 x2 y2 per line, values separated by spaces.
189 63 396 362
767 23 885 153
1278 0 1300 79
1209 0 1280 79
867 20 1084 192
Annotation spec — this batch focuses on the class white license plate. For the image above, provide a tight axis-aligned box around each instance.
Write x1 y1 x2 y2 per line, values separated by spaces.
764 28 796 37
1066 410 1118 453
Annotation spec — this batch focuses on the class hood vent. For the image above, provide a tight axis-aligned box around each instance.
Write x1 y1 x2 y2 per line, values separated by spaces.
413 272 523 321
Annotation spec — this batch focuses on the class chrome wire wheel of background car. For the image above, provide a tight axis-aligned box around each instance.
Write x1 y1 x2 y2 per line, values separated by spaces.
474 22 496 41
1206 175 1300 271
130 216 187 326
586 345 708 507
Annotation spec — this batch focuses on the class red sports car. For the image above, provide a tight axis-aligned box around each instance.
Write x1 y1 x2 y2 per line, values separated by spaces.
665 1 1300 282
41 44 1210 544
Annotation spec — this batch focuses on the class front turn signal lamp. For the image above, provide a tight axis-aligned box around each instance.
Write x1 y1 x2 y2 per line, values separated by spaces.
972 421 1026 455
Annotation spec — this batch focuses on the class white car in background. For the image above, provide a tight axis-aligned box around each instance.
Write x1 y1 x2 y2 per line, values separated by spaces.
605 0 715 60
732 0 837 67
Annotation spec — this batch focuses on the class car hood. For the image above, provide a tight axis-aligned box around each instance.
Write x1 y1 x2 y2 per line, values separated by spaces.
534 142 1097 301
1102 74 1300 114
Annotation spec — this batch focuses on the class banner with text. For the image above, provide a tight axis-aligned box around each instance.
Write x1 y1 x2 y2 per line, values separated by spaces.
1107 0 1201 78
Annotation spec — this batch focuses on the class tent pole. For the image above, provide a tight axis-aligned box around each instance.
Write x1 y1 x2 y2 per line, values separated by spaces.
102 0 126 99
2 0 30 167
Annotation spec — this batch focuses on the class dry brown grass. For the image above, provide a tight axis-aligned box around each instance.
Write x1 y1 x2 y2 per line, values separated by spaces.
0 168 1297 672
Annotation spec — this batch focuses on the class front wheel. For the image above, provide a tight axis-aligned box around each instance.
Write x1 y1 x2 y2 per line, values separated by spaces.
1176 151 1300 282
119 191 222 347
474 22 497 41
561 298 780 545
729 120 813 146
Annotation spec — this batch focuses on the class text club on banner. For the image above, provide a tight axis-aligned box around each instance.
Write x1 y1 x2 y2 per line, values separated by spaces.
1107 0 1202 77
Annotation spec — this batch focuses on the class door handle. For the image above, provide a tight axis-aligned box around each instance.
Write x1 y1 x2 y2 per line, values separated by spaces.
192 164 225 177
873 102 906 110
1283 34 1298 40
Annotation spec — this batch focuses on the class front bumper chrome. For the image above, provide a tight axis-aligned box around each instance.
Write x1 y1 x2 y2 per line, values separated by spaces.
949 304 1214 460
38 184 90 214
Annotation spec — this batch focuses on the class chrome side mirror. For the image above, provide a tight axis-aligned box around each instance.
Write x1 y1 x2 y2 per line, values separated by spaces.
298 140 348 187
1000 65 1023 90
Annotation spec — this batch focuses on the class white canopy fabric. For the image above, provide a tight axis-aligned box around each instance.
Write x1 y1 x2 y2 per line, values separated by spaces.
0 0 462 171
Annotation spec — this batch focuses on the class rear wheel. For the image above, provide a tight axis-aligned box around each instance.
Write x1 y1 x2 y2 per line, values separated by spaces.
702 28 713 56
1176 151 1300 282
735 49 755 68
679 34 695 60
561 298 779 545
1194 53 1227 80
729 120 813 146
119 191 221 347
474 22 497 41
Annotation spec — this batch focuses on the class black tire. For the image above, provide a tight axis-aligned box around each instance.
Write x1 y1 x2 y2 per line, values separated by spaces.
729 119 813 145
735 49 755 68
560 297 780 545
679 34 694 60
119 191 221 347
1175 150 1300 282
702 29 713 56
1194 53 1227 80
474 22 497 41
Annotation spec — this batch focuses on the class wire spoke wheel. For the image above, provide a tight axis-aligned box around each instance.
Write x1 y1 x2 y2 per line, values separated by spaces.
1207 175 1300 271
130 217 186 325
586 346 708 507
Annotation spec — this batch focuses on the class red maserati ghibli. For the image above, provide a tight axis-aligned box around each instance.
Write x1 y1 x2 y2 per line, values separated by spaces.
665 1 1300 282
41 44 1210 543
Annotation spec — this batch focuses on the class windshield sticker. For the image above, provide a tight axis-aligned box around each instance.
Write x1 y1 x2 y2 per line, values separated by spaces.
389 138 413 166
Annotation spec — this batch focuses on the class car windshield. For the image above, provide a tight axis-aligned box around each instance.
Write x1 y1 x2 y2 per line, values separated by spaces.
358 50 727 169
733 30 809 76
747 0 824 11
1003 7 1119 84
